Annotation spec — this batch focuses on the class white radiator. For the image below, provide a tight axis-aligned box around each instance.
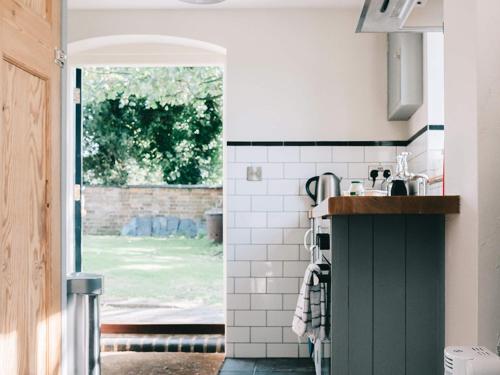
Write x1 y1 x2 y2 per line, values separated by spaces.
444 346 500 375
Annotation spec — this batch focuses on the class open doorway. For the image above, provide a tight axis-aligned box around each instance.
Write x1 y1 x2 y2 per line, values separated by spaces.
66 35 228 375
75 66 224 327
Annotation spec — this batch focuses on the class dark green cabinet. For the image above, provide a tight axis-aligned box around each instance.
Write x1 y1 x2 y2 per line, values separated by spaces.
330 215 444 375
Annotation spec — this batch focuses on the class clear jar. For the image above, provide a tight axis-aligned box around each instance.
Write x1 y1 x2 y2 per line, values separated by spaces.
349 181 365 196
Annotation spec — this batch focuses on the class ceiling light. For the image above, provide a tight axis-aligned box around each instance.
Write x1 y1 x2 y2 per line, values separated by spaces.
179 0 227 4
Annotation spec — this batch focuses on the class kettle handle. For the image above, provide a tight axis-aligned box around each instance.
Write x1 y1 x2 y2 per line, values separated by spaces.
305 176 319 202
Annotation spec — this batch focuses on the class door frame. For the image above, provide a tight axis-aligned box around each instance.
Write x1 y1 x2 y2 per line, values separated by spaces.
63 37 227 337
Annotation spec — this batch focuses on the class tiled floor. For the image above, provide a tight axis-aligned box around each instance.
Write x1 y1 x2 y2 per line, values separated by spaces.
219 358 315 374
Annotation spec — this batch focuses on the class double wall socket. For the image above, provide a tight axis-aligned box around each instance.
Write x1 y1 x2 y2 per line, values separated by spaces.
368 165 393 180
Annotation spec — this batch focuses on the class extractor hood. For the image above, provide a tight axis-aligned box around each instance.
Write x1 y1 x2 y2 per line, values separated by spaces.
356 0 443 33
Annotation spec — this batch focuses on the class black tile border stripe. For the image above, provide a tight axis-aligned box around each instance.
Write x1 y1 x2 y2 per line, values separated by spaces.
227 124 444 147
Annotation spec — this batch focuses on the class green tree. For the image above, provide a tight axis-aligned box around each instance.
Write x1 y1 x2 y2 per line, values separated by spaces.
82 67 223 186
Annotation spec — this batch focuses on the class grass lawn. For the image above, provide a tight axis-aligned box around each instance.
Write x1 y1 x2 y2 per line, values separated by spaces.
82 236 223 312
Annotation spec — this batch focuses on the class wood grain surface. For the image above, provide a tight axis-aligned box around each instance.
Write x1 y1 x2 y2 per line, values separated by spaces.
0 0 61 373
310 196 460 218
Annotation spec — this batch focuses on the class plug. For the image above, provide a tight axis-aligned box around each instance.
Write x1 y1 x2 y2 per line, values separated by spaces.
370 169 379 188
383 169 391 179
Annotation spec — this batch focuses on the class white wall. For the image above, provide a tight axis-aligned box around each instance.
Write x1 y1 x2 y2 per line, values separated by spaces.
68 9 409 142
476 0 500 352
69 42 226 66
444 0 500 352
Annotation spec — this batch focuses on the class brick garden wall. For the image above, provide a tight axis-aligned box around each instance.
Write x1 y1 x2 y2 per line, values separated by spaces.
83 185 222 235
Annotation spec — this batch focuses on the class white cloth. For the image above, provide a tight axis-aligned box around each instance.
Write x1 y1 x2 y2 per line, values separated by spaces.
292 263 328 342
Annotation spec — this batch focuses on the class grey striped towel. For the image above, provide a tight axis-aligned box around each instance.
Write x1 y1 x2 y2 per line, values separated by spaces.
292 263 328 342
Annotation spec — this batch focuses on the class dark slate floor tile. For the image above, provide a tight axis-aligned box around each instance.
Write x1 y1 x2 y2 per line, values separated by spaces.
220 358 256 372
255 358 315 372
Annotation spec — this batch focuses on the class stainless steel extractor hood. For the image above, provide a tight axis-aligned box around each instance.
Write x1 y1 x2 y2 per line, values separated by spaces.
356 0 443 33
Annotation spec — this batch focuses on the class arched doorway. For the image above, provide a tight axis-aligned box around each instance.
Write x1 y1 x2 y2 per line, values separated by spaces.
64 35 228 373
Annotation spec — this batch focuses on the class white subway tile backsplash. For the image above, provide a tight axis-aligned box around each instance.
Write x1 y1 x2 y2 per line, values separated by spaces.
227 294 250 310
252 196 284 212
364 146 397 163
251 261 283 277
226 245 235 261
225 144 441 356
226 343 234 357
227 229 251 245
227 277 235 294
235 278 267 294
226 179 236 195
267 344 299 358
283 228 308 245
283 327 301 343
299 212 311 228
408 152 427 174
299 343 311 358
251 327 282 343
227 146 236 162
268 245 299 261
234 310 266 326
428 130 444 150
227 163 248 179
251 294 283 310
268 212 299 228
227 196 251 212
235 212 267 228
260 163 284 179
316 163 349 179
227 212 236 228
235 180 267 195
348 163 370 179
251 229 283 244
268 147 300 162
283 261 310 277
299 246 313 261
234 343 266 358
235 146 268 162
234 245 267 261
332 146 364 162
300 146 332 162
226 310 235 326
407 134 427 157
428 150 444 174
283 196 311 212
227 261 251 277
283 294 299 310
226 327 250 343
267 179 300 195
267 278 299 294
267 310 295 327
283 163 316 179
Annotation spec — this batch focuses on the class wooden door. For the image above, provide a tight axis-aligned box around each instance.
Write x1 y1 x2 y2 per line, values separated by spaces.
0 0 61 374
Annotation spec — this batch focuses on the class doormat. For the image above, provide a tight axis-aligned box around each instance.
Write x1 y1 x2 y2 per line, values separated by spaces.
101 352 224 375
101 334 224 353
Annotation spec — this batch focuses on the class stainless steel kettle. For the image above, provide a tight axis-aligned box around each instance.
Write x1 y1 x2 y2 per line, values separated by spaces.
306 172 342 206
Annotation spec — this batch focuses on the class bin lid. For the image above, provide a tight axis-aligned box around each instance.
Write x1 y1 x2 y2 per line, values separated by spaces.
67 273 104 295
205 208 223 216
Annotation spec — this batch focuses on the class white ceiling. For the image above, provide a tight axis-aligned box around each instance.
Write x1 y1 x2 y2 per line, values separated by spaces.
69 0 362 10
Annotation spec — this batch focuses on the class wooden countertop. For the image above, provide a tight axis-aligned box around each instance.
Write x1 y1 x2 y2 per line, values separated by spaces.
309 196 460 218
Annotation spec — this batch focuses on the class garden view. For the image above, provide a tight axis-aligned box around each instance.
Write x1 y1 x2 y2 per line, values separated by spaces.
80 66 224 324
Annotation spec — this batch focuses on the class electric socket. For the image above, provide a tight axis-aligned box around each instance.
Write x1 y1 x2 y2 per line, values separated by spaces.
368 165 393 180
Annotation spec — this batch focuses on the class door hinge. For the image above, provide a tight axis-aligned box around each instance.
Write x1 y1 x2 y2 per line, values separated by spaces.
73 88 81 104
74 184 81 202
54 48 67 68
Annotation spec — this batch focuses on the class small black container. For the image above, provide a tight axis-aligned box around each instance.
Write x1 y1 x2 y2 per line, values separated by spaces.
391 180 408 196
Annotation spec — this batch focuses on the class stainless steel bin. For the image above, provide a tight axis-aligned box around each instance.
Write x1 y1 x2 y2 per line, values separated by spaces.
67 273 104 375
